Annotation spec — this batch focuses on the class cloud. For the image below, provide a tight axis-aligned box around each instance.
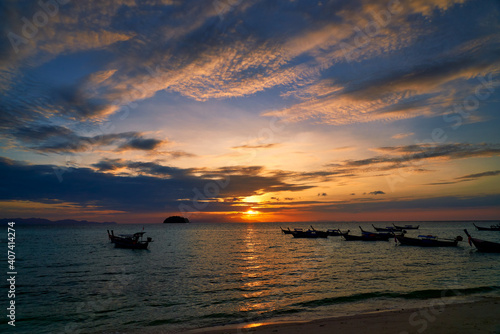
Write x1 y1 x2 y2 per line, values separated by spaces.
231 143 279 150
3 0 493 136
427 170 500 185
333 146 356 152
288 143 500 184
392 133 414 139
167 150 197 159
116 137 163 151
91 158 189 177
456 170 500 180
0 1 209 126
213 142 498 188
8 125 166 153
374 143 500 161
368 190 385 195
332 143 500 175
261 1 500 125
38 30 133 56
322 194 500 213
264 42 500 125
246 192 500 216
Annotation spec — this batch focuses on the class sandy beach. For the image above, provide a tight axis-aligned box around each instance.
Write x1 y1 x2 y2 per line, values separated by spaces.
186 297 500 334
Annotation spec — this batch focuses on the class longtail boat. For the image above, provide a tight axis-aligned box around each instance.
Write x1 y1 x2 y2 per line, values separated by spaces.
280 227 293 234
292 229 324 238
287 228 326 238
464 229 500 253
395 233 462 247
473 223 500 231
107 230 152 249
309 226 330 238
372 224 402 232
359 226 393 237
327 228 344 236
393 223 419 230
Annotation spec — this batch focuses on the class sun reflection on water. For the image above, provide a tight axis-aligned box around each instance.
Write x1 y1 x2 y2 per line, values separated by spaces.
238 225 278 314
242 322 266 329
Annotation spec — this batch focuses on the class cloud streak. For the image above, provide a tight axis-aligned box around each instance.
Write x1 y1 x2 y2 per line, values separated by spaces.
427 170 500 185
9 125 166 154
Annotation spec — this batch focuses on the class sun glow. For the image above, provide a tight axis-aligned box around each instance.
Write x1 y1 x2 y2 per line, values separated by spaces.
245 210 260 215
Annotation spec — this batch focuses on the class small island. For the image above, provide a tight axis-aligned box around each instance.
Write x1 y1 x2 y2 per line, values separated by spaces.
163 216 190 224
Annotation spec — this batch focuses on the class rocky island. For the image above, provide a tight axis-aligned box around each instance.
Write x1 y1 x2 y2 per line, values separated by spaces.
163 216 190 224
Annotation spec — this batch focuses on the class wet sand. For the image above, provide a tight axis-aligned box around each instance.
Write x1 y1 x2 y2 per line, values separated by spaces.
186 297 500 334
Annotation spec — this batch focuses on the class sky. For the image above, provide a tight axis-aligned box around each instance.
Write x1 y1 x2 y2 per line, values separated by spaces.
0 0 499 223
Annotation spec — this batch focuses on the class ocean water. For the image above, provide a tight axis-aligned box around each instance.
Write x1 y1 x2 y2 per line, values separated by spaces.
2 221 500 334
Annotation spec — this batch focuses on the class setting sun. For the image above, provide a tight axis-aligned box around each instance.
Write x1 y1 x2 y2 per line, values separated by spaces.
245 210 260 215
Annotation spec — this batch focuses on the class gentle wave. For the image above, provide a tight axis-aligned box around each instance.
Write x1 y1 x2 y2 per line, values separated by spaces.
292 286 500 309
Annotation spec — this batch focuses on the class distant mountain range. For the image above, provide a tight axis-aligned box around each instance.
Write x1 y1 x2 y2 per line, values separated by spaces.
0 218 117 225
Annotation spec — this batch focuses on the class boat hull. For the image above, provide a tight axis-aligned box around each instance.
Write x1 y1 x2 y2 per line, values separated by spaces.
309 226 330 238
396 235 458 247
327 229 343 236
114 240 150 249
393 224 419 230
470 239 500 253
292 231 327 238
464 229 500 253
343 234 390 241
359 227 393 238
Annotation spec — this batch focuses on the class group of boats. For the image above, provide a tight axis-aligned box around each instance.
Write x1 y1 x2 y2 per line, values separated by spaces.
280 223 500 253
280 226 344 238
105 222 500 252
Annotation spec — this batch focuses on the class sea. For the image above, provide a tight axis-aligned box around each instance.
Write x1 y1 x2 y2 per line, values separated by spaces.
2 221 500 334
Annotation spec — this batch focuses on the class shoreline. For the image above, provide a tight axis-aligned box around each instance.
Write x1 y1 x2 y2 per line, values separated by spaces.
184 296 500 334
